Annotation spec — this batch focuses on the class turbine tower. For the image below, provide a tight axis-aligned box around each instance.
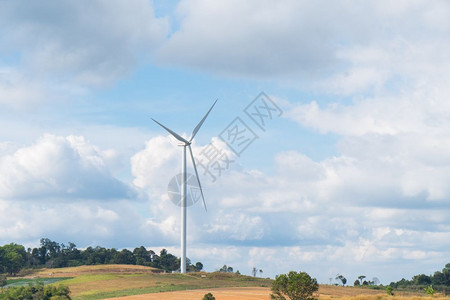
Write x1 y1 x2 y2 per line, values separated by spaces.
152 99 217 273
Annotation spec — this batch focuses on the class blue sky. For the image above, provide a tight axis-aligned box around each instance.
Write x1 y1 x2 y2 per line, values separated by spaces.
1 0 450 285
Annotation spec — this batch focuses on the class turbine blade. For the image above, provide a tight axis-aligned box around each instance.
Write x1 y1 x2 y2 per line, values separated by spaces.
189 99 218 142
152 118 189 144
188 145 207 212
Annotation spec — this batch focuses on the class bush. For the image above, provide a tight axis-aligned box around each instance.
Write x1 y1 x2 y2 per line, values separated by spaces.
202 292 215 300
271 271 318 300
386 286 394 296
0 283 71 299
424 285 435 295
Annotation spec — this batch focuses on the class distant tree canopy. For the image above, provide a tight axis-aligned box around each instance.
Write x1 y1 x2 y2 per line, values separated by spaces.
389 263 450 293
0 238 203 275
219 264 233 273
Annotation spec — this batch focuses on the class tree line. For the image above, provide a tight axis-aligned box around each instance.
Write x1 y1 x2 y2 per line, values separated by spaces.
389 263 450 293
0 238 203 276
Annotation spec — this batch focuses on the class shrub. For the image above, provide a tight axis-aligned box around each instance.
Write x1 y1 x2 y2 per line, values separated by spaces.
385 286 394 296
424 285 435 296
202 292 215 300
0 283 71 299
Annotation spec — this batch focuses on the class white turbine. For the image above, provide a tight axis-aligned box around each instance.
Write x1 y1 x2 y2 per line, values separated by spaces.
152 99 217 273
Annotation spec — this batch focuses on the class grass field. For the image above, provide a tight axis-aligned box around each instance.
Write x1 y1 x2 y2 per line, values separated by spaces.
3 265 450 300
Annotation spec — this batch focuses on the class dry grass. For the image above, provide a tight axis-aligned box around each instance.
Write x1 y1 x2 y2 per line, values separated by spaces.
110 285 450 300
107 287 272 300
31 264 162 278
318 285 448 300
110 284 450 300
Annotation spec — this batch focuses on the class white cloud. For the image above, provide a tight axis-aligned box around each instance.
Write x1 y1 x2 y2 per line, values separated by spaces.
158 0 356 78
0 134 131 200
0 199 178 249
131 135 179 193
129 134 450 258
0 68 49 108
207 212 264 241
0 0 168 86
157 0 450 84
0 0 168 107
0 0 449 286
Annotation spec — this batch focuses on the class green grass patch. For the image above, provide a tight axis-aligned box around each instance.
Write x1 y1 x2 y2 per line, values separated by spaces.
5 277 71 287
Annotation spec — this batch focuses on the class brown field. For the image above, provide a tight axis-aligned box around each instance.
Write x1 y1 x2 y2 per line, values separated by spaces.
111 285 450 300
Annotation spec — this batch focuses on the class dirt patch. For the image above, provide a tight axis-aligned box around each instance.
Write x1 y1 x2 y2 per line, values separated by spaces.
106 287 271 300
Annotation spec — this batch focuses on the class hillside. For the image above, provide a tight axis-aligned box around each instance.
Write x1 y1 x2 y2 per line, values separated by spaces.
9 265 272 300
6 265 447 300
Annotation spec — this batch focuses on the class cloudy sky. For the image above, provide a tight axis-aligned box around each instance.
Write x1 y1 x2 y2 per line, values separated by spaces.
1 0 450 284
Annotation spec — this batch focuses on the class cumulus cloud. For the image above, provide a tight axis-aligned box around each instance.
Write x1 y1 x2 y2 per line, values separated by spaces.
0 0 168 106
157 0 450 83
0 0 448 285
158 0 346 78
128 131 450 283
0 199 179 249
0 134 132 200
0 0 168 85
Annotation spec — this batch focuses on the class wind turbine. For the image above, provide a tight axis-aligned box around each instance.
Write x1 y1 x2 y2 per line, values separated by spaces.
152 99 217 273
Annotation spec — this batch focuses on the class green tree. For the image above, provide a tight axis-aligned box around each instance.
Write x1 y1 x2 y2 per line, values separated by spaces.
113 249 136 265
1 243 27 275
413 274 431 286
159 249 179 272
353 279 360 286
219 264 234 273
271 271 319 300
335 274 347 286
133 246 151 266
195 262 203 271
358 275 366 285
202 292 216 300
